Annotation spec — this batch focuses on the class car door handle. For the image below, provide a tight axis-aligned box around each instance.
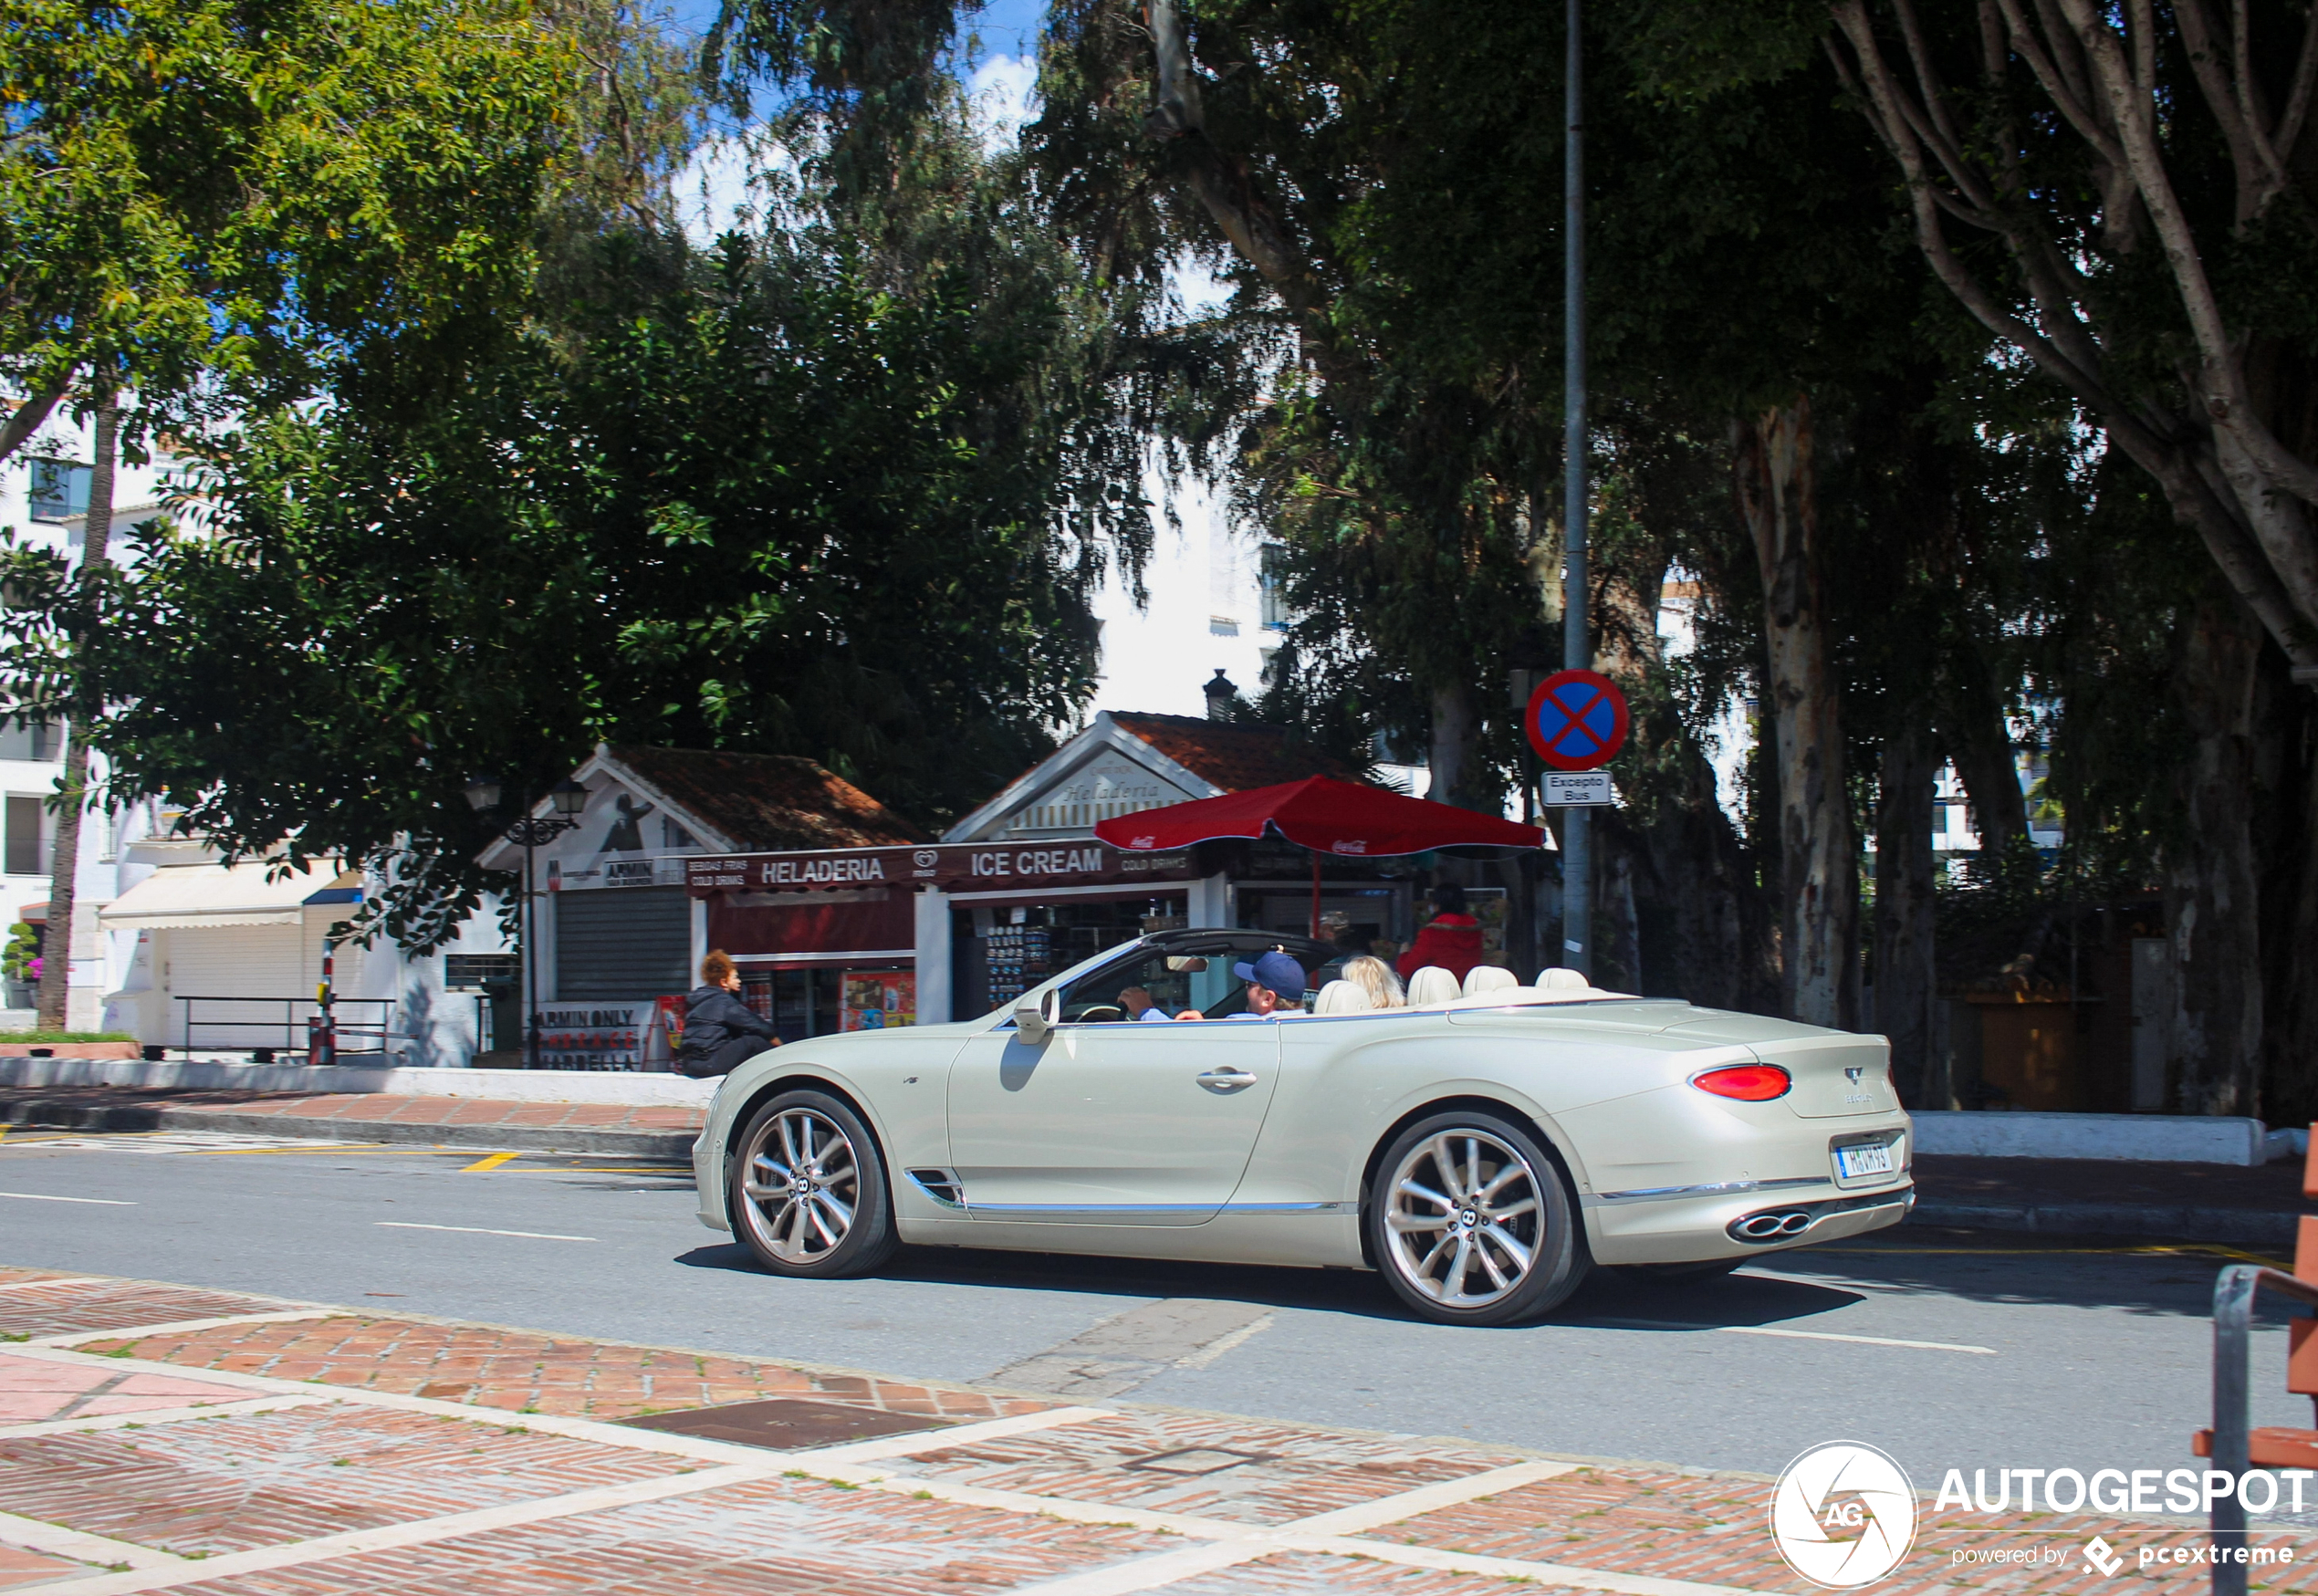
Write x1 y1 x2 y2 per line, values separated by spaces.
1196 1068 1258 1093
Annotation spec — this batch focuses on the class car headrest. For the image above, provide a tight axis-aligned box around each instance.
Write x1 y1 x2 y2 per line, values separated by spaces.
1312 979 1374 1014
1463 965 1519 996
1405 966 1461 1006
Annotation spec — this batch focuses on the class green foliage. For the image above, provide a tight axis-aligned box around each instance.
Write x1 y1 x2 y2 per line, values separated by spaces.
0 922 36 985
5 90 1154 951
0 0 570 439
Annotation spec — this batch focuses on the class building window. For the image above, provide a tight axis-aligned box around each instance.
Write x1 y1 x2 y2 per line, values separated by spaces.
1208 615 1240 637
660 817 697 848
5 795 44 876
0 720 61 763
27 460 90 523
1259 544 1291 631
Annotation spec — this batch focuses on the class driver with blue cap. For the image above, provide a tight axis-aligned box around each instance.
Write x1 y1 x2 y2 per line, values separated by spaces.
1227 949 1305 1018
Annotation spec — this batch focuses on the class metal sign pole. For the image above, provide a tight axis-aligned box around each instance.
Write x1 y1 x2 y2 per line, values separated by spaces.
1560 0 1590 980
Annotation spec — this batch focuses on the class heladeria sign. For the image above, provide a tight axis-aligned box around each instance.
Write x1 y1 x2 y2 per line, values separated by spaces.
684 843 1196 896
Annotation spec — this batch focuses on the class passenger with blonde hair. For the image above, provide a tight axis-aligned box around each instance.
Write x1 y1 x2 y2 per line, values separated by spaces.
1340 954 1406 1009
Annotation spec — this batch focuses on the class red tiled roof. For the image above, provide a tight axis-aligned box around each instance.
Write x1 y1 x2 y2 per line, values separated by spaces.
607 746 928 851
1108 713 1363 793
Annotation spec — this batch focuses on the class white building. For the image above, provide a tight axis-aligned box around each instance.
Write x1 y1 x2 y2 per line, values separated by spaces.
0 411 181 1032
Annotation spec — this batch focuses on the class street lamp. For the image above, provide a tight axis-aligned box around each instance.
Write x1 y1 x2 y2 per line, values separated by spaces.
466 775 590 1069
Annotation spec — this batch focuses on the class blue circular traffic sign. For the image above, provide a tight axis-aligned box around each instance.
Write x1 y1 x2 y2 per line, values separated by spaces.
1525 669 1629 771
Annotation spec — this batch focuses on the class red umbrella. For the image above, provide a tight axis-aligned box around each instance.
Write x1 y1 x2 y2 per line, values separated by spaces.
1094 776 1545 937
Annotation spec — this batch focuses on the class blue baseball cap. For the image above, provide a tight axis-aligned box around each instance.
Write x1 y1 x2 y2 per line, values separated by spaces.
1233 950 1306 1001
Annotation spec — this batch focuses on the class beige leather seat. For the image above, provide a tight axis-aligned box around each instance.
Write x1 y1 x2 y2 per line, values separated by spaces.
1405 965 1461 1006
1312 979 1374 1014
1462 965 1519 997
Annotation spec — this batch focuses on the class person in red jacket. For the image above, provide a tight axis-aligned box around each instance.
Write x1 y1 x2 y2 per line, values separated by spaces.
1397 883 1483 983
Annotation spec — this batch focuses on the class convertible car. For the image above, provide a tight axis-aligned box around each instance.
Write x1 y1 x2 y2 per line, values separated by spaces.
691 929 1914 1326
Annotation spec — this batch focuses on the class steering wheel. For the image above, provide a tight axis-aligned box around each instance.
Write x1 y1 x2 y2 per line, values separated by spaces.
1072 1004 1124 1023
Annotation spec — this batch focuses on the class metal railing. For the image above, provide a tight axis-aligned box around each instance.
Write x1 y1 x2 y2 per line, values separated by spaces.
2208 1263 2318 1595
171 996 400 1060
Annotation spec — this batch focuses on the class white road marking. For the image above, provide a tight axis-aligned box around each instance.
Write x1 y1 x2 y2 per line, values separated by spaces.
983 1299 1276 1397
0 1508 185 1570
1173 1311 1274 1369
1588 1315 1997 1355
1716 1324 1998 1355
0 1191 134 1205
32 1309 337 1348
376 1221 595 1241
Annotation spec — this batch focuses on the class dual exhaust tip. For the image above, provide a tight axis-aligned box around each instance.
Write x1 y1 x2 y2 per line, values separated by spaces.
1729 1208 1816 1242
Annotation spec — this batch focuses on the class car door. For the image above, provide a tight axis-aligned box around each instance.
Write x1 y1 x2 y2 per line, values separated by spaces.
944 1011 1280 1226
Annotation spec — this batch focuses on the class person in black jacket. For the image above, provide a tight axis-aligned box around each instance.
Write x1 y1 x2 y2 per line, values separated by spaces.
677 950 781 1079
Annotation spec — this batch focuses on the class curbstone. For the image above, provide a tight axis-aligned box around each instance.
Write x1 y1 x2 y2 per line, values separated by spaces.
0 1096 695 1160
1909 1200 2295 1246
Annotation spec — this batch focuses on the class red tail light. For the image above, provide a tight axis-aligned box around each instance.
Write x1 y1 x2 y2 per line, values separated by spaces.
1691 1064 1791 1101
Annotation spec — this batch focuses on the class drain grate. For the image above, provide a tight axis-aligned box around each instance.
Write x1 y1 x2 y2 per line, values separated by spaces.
621 1397 952 1451
1122 1446 1275 1476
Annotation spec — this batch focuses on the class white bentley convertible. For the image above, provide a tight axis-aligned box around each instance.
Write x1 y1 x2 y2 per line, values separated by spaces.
691 930 1915 1326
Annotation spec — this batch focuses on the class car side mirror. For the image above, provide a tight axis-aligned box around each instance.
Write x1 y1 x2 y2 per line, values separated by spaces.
1013 987 1061 1045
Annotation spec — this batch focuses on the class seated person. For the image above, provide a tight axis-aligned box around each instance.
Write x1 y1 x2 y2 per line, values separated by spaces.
1182 949 1306 1019
1120 985 1174 1022
1342 954 1405 1008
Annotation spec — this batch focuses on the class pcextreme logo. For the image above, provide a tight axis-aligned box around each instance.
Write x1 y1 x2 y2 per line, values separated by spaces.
1770 1441 1920 1589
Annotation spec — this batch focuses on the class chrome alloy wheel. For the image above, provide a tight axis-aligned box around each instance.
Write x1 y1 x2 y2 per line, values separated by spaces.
739 1107 861 1264
1382 1128 1545 1307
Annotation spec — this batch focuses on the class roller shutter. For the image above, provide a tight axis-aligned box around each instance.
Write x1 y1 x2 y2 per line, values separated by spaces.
554 887 689 1000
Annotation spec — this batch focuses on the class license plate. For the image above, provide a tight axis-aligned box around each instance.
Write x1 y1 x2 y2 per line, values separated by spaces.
1836 1141 1895 1179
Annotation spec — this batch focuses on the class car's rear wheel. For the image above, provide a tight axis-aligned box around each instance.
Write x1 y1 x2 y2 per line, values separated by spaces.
729 1090 897 1278
1365 1110 1586 1326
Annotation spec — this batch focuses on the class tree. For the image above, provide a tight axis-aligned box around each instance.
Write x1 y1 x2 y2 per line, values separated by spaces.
1827 0 2318 677
0 0 569 456
1822 0 2318 1113
19 95 1158 950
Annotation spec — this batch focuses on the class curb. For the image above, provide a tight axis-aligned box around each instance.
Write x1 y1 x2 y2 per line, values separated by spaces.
0 1098 695 1161
1910 1199 2295 1247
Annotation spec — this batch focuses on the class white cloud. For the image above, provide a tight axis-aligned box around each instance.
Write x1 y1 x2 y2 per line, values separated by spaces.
676 129 799 245
969 53 1039 149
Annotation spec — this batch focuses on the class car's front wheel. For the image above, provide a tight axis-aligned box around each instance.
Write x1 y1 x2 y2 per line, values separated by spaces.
1366 1110 1587 1327
728 1090 898 1278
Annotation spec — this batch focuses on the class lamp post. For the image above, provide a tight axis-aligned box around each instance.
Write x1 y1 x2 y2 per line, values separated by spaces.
465 776 589 1069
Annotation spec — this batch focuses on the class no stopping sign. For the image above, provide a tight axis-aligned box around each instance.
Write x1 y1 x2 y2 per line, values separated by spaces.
1524 668 1629 771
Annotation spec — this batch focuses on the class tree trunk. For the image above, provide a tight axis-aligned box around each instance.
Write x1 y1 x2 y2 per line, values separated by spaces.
2163 597 2265 1115
1874 725 1939 1105
1731 398 1857 1028
37 396 116 1034
2259 681 2318 1123
1940 662 2029 862
1427 680 1475 808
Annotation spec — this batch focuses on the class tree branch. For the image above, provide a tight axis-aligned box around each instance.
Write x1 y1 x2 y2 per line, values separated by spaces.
0 375 70 466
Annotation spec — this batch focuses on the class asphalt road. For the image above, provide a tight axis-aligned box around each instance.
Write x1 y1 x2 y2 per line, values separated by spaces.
2 1126 2306 1520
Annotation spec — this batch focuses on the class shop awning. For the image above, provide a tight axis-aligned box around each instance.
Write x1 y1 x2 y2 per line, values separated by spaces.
1093 775 1543 857
99 861 359 932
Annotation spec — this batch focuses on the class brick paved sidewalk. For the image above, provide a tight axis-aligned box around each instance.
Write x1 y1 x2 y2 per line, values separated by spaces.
0 1265 2292 1595
0 1087 700 1157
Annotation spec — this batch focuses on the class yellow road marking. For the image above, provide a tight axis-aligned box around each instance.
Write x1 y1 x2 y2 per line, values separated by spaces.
459 1151 521 1173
